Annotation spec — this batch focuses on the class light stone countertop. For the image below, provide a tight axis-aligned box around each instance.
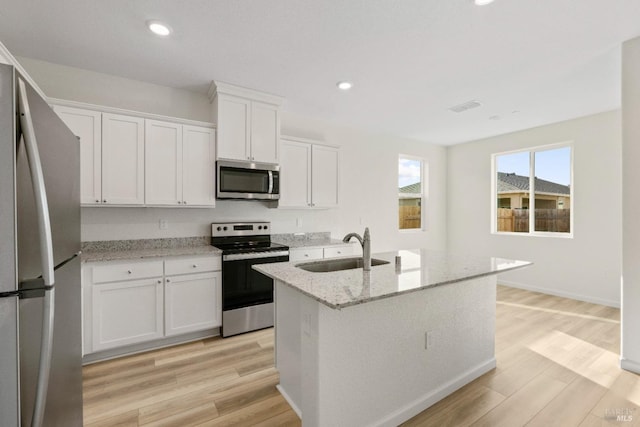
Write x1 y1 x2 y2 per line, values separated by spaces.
274 237 353 249
81 237 221 263
82 246 222 263
253 249 532 309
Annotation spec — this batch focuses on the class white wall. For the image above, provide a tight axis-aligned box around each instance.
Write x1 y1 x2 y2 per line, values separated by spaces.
19 58 448 253
17 56 211 123
447 111 622 307
621 37 640 372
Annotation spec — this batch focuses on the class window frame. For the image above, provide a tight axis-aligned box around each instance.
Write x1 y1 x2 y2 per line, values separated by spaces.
491 141 574 238
398 154 427 232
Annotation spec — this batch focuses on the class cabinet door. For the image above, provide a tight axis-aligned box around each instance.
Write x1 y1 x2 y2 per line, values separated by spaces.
323 245 358 259
289 247 324 262
279 139 312 208
53 106 102 205
101 113 145 205
250 101 279 164
92 277 163 351
165 272 221 336
145 120 183 206
216 94 250 161
311 145 339 208
182 125 215 206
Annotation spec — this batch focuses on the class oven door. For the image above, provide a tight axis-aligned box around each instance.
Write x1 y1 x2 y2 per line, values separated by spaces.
217 160 280 200
222 252 289 311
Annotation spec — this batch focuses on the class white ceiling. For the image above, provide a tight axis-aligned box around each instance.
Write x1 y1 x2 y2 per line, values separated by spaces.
1 0 639 145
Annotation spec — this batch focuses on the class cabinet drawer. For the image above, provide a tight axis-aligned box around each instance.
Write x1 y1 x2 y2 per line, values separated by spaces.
323 245 356 259
289 248 324 262
92 260 164 284
165 256 221 276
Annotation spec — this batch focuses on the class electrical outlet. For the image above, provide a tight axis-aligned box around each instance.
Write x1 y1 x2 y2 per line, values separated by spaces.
425 331 434 349
297 217 303 228
159 219 168 230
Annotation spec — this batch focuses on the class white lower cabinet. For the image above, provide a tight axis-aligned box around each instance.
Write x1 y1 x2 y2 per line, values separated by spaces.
289 244 358 262
84 255 221 355
165 271 221 336
92 277 164 352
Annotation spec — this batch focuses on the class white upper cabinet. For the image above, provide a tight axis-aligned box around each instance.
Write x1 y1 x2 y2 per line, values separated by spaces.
146 121 216 207
210 81 282 164
53 106 102 205
250 101 279 164
182 125 216 207
102 113 145 205
53 102 215 208
145 120 183 206
311 144 340 208
279 136 339 209
279 138 312 208
215 94 250 161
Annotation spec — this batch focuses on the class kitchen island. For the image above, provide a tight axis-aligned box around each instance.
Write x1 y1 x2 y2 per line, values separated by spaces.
254 249 531 427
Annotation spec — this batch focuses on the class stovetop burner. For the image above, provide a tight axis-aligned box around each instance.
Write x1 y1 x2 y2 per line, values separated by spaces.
211 221 288 255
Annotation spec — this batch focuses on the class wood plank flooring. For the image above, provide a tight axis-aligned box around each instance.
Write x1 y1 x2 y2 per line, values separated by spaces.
84 286 636 426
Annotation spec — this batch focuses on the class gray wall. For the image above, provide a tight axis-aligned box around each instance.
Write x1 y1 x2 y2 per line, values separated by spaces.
621 36 640 372
447 110 622 307
18 57 448 253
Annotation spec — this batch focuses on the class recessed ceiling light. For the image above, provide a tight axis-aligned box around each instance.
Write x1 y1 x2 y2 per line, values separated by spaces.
147 20 172 37
474 0 495 5
337 81 353 91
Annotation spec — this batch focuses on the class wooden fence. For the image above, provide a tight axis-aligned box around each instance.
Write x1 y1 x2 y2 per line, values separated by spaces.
399 206 421 229
497 208 570 233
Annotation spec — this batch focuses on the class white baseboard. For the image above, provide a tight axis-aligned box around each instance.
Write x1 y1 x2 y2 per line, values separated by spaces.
499 280 620 308
620 358 640 374
373 358 497 427
276 384 302 418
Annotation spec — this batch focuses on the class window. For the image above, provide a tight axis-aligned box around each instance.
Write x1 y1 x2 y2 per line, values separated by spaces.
493 144 572 235
399 156 425 230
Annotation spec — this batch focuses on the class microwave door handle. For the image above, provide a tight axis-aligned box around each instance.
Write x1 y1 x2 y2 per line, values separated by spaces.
268 170 274 193
17 77 56 427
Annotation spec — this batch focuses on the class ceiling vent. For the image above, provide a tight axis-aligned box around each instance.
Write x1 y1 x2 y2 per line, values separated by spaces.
448 100 482 113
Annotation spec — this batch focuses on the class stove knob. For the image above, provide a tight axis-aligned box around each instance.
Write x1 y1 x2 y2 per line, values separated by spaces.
264 225 268 230
217 226 222 231
223 226 228 231
258 226 263 230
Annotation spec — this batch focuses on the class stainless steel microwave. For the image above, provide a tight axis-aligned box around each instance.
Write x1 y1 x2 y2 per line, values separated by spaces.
216 160 280 200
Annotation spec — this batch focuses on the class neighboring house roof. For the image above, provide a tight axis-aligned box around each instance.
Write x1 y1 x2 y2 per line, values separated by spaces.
399 182 421 194
497 172 570 195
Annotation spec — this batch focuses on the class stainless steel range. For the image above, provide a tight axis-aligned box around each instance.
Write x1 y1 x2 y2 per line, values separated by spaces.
211 221 289 337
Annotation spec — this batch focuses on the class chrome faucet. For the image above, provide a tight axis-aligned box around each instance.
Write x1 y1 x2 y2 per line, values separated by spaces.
343 227 371 271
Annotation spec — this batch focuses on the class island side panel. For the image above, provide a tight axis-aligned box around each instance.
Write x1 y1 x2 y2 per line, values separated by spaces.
308 276 497 427
275 281 303 417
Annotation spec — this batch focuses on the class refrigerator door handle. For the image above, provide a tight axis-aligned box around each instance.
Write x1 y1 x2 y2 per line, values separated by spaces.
17 77 56 427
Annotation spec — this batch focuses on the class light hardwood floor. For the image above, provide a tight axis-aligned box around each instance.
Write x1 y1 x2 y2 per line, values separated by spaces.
83 286 636 426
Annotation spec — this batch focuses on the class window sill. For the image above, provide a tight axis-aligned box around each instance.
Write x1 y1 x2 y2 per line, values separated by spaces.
399 228 426 233
491 231 574 239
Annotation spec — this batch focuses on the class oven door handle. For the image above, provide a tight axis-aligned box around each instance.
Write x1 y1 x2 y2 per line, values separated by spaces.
223 251 290 261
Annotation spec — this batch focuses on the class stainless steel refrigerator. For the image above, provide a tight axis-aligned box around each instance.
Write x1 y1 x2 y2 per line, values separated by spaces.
0 63 82 426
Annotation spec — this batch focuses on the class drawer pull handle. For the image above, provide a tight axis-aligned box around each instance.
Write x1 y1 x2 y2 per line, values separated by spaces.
166 279 171 283
304 254 309 257
127 270 132 274
157 280 162 284
192 264 197 268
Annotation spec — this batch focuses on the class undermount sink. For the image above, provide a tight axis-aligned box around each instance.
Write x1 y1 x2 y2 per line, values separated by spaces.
296 257 390 273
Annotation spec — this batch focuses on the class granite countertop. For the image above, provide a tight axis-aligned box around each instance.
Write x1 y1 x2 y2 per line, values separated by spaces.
81 237 221 263
253 249 532 309
275 237 353 249
272 231 354 249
